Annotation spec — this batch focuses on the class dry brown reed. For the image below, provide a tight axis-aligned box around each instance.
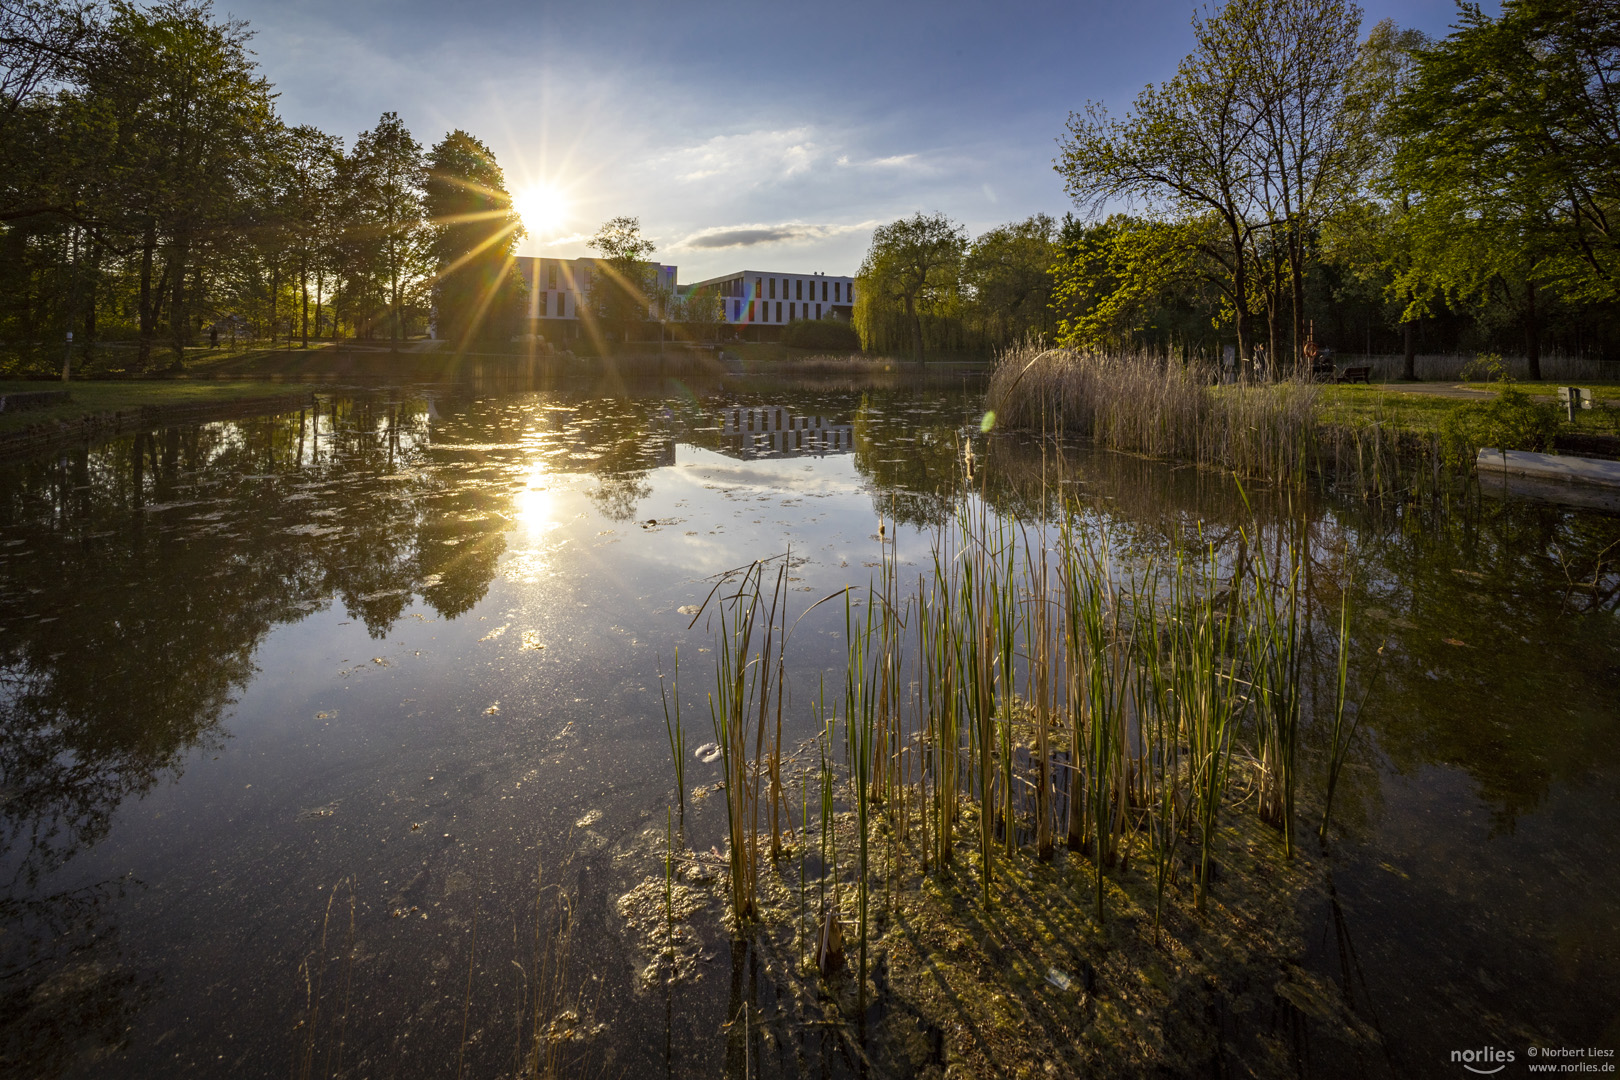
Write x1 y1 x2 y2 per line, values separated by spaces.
987 345 1324 481
986 344 1465 497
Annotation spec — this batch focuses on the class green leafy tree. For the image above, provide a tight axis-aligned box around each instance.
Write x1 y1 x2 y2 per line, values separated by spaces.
676 283 723 341
962 213 1059 348
1050 213 1217 356
1393 0 1620 379
585 215 656 346
1242 0 1368 364
1057 7 1267 360
84 0 280 366
275 124 342 347
855 211 966 359
346 111 427 345
423 128 525 346
0 0 98 224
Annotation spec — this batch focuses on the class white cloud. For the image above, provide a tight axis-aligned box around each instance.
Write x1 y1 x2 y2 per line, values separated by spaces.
656 128 826 184
671 221 878 250
836 152 924 171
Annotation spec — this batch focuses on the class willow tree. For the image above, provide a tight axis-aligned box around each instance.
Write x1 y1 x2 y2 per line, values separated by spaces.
962 213 1059 349
424 129 525 347
855 212 966 360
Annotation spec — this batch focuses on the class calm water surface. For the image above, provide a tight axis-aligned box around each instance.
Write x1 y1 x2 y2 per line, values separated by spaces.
1 378 1615 1077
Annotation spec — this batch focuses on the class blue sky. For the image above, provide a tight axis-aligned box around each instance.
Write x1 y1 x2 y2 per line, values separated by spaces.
231 0 1470 283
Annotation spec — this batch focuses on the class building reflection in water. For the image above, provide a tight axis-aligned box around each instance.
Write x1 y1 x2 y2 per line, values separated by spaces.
714 405 853 459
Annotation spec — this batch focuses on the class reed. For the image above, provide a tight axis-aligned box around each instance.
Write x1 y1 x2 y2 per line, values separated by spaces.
673 477 1379 1016
986 345 1321 482
1245 539 1303 854
658 652 685 814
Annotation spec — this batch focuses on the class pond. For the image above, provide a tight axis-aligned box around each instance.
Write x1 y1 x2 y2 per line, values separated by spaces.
1 377 1616 1077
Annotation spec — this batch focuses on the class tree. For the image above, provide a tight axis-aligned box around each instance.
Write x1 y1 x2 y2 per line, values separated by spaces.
423 129 525 347
962 213 1059 348
82 0 280 367
1393 0 1620 378
347 111 426 345
1050 213 1218 356
1338 19 1431 378
1058 0 1373 366
677 284 723 342
0 0 98 224
274 124 342 348
855 212 966 360
1242 0 1368 365
585 215 655 346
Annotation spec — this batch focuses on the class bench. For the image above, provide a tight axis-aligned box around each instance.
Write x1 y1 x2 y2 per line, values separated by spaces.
1337 366 1371 384
1558 386 1594 421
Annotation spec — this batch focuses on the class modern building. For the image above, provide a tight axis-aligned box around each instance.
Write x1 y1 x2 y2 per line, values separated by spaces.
514 256 678 337
685 270 855 337
711 404 853 459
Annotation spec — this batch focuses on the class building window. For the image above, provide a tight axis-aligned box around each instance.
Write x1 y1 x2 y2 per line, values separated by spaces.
768 278 776 299
775 301 782 322
547 263 557 289
795 279 803 300
789 303 796 321
821 280 827 301
816 303 822 319
833 282 841 302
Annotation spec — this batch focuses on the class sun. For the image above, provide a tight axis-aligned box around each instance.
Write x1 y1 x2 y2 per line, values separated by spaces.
510 183 570 238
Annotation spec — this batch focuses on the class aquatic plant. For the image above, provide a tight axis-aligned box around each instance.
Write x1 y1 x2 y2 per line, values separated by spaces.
985 345 1320 482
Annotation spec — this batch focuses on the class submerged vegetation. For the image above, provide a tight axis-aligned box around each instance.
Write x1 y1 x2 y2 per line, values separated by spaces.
649 461 1382 1073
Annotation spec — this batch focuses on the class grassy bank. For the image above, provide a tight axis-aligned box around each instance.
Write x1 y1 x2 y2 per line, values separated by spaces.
987 348 1620 483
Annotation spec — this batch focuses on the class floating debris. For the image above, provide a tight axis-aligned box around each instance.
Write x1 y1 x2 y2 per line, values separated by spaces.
693 742 723 764
575 809 602 828
478 624 508 642
520 630 545 650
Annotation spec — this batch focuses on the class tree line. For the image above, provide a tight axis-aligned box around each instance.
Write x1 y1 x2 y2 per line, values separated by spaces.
855 0 1620 375
0 0 536 373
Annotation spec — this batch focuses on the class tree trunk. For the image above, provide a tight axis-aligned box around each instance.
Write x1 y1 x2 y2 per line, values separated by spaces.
1226 217 1252 362
300 253 310 348
1401 315 1416 381
315 267 324 342
1287 222 1305 370
169 229 191 365
137 219 157 369
905 294 923 361
389 238 400 348
269 262 279 349
1524 279 1542 380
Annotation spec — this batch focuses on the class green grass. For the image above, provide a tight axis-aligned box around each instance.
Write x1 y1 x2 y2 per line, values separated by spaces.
1319 383 1620 440
0 379 313 436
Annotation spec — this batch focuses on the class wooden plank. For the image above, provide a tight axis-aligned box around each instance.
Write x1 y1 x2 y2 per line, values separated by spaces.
1476 447 1620 488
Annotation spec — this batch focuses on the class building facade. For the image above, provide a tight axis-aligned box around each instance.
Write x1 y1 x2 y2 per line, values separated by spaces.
686 270 855 330
514 256 678 330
